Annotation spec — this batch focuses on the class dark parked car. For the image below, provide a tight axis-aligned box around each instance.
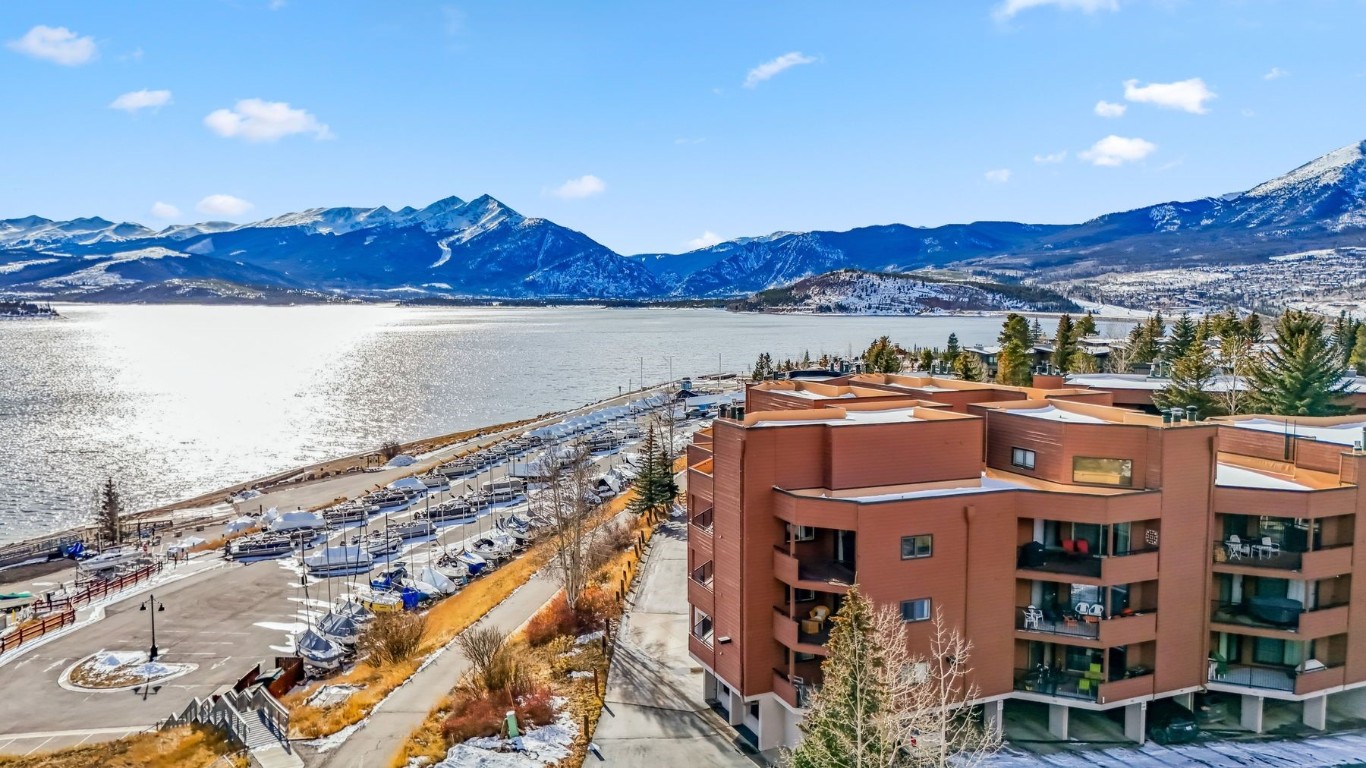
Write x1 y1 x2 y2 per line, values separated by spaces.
1148 697 1199 745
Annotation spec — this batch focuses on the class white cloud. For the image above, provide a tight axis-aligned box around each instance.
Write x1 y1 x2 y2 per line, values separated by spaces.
269 0 287 9
110 89 172 113
1079 135 1157 166
1263 66 1288 81
150 202 181 220
548 175 606 200
686 231 724 250
204 99 333 142
1033 150 1067 164
1094 100 1127 118
196 194 254 217
1122 77 1216 114
985 168 1012 183
6 25 97 66
993 0 1118 21
743 52 816 89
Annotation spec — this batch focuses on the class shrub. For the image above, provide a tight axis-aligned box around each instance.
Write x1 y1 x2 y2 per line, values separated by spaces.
585 520 634 574
574 585 620 630
358 612 426 665
379 440 403 461
457 626 528 694
525 599 578 647
440 685 557 744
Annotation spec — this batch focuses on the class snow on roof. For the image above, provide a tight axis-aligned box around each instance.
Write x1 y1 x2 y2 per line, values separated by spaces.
1230 418 1366 447
777 388 859 400
838 474 1029 502
1007 405 1110 424
1216 464 1312 491
749 407 925 427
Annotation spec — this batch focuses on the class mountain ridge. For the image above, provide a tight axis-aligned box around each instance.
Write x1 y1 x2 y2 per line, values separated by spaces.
2 139 1365 305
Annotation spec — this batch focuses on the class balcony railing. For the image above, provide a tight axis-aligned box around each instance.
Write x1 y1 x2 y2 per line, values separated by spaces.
1016 606 1100 640
1017 544 1158 580
1013 668 1098 702
692 617 713 647
690 561 714 587
772 669 815 709
1210 663 1295 692
691 507 714 531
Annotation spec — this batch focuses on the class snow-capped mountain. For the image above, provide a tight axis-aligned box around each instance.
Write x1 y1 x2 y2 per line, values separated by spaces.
2 139 1365 304
729 269 1078 314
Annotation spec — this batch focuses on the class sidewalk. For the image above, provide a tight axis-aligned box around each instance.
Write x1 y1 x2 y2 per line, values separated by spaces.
591 516 754 767
311 569 560 768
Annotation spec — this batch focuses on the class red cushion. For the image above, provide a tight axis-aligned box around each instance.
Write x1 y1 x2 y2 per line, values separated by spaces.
1061 539 1075 554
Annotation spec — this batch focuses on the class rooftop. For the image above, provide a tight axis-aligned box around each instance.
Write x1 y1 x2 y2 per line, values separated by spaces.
1223 417 1366 447
979 399 1166 427
779 468 1138 502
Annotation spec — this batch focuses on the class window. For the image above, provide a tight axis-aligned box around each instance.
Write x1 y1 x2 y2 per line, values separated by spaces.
1072 456 1133 487
794 588 817 602
901 534 933 560
1011 448 1037 470
795 651 818 662
788 524 816 542
900 598 931 623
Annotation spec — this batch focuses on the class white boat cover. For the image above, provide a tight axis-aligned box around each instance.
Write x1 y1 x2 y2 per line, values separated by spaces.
304 545 373 569
417 566 458 595
297 629 344 664
271 510 325 531
385 454 417 468
387 476 427 492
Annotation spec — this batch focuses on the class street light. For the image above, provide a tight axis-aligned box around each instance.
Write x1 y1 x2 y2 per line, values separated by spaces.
140 593 166 662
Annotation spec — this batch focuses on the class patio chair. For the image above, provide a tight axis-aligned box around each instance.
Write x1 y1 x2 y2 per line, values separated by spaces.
1258 537 1280 558
1023 605 1043 630
1226 535 1249 560
809 605 830 625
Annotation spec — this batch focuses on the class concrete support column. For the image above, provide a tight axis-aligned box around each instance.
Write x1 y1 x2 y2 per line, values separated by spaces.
1240 694 1264 733
703 670 717 703
728 687 745 726
1303 694 1328 731
984 700 1004 739
1124 702 1146 744
1172 692 1194 710
1048 703 1069 740
757 697 785 751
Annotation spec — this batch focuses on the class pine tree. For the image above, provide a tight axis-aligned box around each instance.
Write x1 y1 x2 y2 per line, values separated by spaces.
1029 318 1045 342
952 351 983 382
752 352 775 382
1331 313 1360 367
863 336 903 374
917 348 934 372
787 585 897 768
1153 342 1226 418
1075 311 1098 340
1351 325 1366 376
996 314 1034 385
1051 314 1077 373
96 476 124 545
1164 313 1199 364
945 333 961 360
1247 310 1352 416
1243 313 1263 343
1128 313 1164 365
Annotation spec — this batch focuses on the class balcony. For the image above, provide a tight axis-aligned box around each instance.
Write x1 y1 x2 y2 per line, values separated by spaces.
1017 545 1159 585
1014 667 1156 705
1210 600 1349 638
1015 606 1157 647
1210 663 1346 696
772 669 815 709
773 546 854 593
774 608 830 656
1213 541 1352 579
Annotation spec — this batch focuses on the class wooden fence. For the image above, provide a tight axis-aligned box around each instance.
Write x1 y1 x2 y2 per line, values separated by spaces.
37 563 161 614
0 609 75 654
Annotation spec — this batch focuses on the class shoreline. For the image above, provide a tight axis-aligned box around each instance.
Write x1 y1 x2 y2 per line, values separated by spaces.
0 381 686 557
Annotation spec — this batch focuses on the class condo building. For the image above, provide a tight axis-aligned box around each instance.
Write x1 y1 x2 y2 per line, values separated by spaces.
684 375 1366 752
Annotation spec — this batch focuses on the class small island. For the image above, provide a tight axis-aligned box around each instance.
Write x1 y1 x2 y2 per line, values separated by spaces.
0 300 58 319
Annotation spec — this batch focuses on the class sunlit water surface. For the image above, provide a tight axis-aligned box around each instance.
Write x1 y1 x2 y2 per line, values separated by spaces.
0 305 1130 543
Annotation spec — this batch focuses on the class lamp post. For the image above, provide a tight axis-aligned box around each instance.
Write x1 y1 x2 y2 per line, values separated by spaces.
140 593 165 662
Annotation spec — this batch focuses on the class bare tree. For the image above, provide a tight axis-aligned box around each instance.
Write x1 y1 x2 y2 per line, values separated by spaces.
458 625 526 693
787 588 999 768
1217 335 1256 416
1106 340 1135 374
539 441 595 608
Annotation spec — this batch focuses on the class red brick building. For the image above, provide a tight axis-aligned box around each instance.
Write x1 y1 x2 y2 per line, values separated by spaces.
685 376 1366 751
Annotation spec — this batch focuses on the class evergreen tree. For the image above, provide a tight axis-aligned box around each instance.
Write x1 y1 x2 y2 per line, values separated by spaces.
1128 313 1164 365
996 314 1034 386
1164 313 1199 364
917 348 935 372
1243 313 1263 343
800 349 813 368
627 427 678 520
96 476 124 545
751 352 774 382
1331 313 1360 367
945 333 961 360
1075 311 1098 340
1247 310 1352 416
1051 314 1077 373
1153 342 1226 418
952 351 983 382
1029 318 1045 342
787 585 897 768
1351 325 1366 376
863 336 903 374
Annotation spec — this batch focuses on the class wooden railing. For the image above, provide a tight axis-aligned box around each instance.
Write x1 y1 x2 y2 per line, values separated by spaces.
38 563 160 613
0 609 76 654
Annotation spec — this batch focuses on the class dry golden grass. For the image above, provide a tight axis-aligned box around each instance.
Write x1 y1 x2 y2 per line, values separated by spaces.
0 726 246 768
385 498 658 768
188 525 258 554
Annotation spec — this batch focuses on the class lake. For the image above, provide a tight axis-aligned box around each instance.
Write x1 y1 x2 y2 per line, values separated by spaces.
0 305 1131 543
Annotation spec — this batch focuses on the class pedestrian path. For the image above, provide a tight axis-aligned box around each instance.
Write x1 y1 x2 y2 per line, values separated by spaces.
592 515 755 767
313 569 560 767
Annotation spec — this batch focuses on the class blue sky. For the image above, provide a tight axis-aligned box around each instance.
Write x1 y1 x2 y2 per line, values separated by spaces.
2 1 1364 254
